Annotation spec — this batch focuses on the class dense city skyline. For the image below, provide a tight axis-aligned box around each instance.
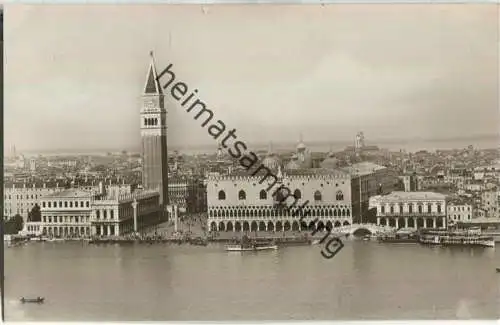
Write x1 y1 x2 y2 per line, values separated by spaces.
5 4 499 153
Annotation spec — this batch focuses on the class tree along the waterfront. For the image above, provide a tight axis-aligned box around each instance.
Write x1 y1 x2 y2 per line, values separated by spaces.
4 214 24 235
28 203 41 222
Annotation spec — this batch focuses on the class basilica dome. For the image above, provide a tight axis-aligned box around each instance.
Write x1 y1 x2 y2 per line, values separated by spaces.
262 152 280 170
297 142 306 151
285 154 301 170
320 152 339 169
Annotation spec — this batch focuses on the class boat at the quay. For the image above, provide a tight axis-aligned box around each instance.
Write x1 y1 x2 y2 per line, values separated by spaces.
377 228 419 244
419 227 495 248
225 243 278 252
225 235 278 252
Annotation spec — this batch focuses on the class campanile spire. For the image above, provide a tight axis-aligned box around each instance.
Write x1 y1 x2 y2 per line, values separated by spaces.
143 51 162 95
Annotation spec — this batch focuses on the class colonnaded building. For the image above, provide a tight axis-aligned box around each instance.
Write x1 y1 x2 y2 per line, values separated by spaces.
25 185 162 238
207 165 353 233
369 191 447 229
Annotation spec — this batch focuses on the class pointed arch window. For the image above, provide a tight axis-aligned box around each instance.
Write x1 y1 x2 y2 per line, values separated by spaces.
238 190 246 200
294 189 301 199
336 190 344 201
218 190 226 200
314 190 322 202
259 190 267 200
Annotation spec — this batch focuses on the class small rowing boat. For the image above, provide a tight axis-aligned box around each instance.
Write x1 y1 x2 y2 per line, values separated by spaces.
20 297 44 304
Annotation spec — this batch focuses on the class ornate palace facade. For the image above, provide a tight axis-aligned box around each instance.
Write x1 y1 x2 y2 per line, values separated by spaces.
207 168 352 232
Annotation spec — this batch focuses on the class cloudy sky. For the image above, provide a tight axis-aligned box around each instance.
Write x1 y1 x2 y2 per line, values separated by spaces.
4 4 499 152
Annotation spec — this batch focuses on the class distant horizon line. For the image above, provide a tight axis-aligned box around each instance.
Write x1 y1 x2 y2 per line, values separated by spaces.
7 133 499 155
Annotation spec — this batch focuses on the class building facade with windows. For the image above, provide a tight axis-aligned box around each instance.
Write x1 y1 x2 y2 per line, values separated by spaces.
207 168 352 233
481 188 498 218
369 191 447 229
447 200 473 225
40 189 93 238
342 162 400 224
91 189 160 236
168 178 207 214
4 182 62 221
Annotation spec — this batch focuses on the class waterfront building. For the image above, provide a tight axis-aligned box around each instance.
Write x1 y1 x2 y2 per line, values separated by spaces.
207 167 352 232
91 189 160 236
341 161 400 224
369 191 447 229
40 189 93 238
20 221 43 236
140 53 169 206
4 181 62 221
447 200 473 225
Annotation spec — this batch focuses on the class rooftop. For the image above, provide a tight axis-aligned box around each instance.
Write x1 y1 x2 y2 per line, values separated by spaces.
341 161 386 176
285 168 350 177
373 191 446 202
42 189 93 199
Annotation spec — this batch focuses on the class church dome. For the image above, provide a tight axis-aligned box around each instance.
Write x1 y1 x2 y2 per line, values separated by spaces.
262 153 280 170
297 142 306 151
320 151 338 169
286 154 301 170
262 142 280 170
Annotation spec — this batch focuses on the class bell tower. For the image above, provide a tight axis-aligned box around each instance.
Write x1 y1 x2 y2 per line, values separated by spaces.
140 51 169 206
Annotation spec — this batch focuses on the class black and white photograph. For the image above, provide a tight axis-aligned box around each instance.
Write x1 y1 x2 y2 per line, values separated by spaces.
3 3 500 321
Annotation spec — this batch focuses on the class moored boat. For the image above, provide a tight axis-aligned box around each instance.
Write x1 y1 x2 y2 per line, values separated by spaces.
225 243 278 251
496 268 500 273
225 236 278 252
189 237 208 246
419 227 495 248
378 231 419 244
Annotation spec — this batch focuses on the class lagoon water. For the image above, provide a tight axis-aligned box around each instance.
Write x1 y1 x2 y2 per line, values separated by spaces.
4 240 500 321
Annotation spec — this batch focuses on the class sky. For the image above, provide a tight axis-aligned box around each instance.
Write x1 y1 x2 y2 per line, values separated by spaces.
4 4 499 152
